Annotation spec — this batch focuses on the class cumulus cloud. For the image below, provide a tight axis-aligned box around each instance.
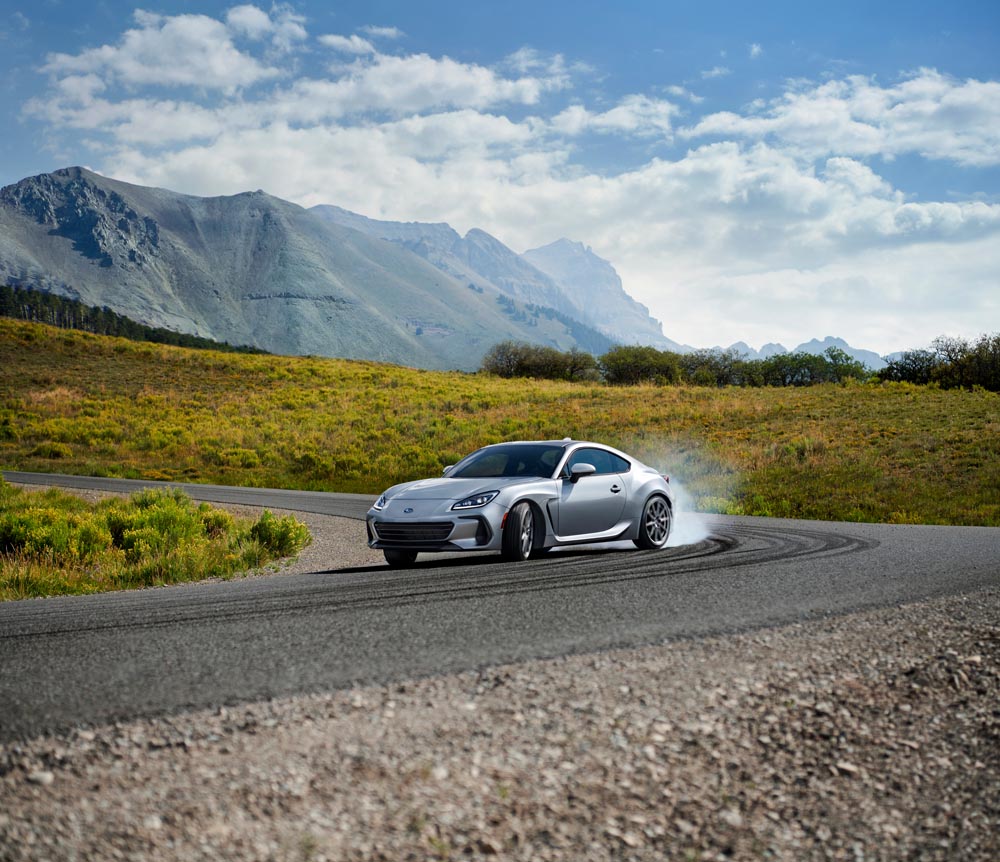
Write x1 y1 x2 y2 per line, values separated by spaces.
225 5 272 39
41 9 280 92
683 69 1000 167
550 95 679 138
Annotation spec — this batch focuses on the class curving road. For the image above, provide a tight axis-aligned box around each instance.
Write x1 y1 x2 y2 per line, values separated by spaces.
1 471 998 742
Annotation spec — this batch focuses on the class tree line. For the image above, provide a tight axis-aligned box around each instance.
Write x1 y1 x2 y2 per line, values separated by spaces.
482 336 1000 391
876 335 1000 391
0 284 267 354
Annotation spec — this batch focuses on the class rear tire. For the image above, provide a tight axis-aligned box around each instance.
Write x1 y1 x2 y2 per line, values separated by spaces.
383 548 418 567
633 495 672 549
501 502 534 562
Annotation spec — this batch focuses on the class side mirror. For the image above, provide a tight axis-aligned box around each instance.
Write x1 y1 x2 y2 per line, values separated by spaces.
442 465 454 476
569 463 596 483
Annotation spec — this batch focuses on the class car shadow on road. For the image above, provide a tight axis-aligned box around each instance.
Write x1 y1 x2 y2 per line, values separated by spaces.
323 543 641 576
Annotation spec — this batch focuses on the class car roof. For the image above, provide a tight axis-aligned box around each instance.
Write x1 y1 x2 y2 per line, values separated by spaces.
483 439 625 453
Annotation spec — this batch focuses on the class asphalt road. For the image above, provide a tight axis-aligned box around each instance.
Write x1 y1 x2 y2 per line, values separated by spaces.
2 471 998 741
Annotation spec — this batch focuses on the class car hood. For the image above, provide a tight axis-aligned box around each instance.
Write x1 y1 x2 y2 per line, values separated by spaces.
387 476 537 502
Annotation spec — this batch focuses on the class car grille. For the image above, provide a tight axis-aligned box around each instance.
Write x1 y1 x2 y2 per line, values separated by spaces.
373 521 453 544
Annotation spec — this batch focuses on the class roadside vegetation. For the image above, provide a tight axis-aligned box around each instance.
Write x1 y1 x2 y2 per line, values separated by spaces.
0 479 310 600
1 318 998 528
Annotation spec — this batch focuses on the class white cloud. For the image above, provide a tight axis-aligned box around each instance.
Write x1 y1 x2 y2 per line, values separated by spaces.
225 5 272 39
664 84 703 104
684 69 1000 167
268 6 308 52
361 25 405 40
550 95 679 138
749 43 763 59
319 34 376 55
41 9 280 92
225 4 306 52
701 66 731 79
322 52 565 112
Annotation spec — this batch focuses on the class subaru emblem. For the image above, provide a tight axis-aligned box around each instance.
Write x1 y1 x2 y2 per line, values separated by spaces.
403 507 414 514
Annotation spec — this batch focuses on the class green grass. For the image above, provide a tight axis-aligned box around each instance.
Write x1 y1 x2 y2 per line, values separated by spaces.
2 318 998 528
0 479 310 601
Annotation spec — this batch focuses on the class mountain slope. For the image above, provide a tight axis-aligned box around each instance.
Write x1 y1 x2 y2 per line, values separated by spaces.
0 169 610 369
311 205 577 314
522 238 682 350
310 205 675 347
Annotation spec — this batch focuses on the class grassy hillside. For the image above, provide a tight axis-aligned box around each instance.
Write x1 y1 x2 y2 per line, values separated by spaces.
2 318 998 526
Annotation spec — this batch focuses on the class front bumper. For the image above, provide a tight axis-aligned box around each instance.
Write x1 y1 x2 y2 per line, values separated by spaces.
367 510 499 552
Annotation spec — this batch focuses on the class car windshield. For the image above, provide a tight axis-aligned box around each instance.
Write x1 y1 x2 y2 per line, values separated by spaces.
449 443 565 479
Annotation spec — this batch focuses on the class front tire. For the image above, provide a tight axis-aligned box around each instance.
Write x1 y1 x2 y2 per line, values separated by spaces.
634 495 672 549
383 548 418 567
501 502 534 562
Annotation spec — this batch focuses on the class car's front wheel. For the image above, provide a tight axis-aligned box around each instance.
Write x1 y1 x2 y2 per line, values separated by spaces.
501 502 534 562
383 548 418 567
634 495 672 549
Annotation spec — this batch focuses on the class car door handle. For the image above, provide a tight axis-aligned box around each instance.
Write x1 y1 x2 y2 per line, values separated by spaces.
610 484 622 494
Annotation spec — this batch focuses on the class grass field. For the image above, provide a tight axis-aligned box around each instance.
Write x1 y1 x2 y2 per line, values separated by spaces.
2 318 999 527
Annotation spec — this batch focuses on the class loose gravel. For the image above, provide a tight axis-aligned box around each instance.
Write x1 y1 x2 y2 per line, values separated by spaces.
1 491 998 861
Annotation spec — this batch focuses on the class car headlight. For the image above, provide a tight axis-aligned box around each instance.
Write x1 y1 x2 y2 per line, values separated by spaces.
452 491 499 510
372 493 388 511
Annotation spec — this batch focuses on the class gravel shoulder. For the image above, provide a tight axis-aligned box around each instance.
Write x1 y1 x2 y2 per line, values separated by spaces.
1 488 998 861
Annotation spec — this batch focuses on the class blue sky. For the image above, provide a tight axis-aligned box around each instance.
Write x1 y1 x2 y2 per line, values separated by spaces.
2 0 998 354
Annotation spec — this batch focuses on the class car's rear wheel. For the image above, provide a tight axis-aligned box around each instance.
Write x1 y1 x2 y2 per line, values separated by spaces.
501 502 534 562
634 495 671 549
383 548 418 567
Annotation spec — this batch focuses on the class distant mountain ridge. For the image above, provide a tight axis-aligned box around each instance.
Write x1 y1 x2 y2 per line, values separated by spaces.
717 336 887 370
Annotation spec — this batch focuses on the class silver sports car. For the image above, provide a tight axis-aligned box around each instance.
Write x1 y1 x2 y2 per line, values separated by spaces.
366 439 674 566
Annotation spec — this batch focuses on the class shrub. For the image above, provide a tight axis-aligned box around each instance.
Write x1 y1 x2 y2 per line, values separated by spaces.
30 441 73 459
480 341 599 381
599 345 680 385
250 510 312 556
0 483 312 600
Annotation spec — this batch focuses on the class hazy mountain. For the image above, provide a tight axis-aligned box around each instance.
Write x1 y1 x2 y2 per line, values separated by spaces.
522 239 683 351
311 205 575 315
759 342 790 359
721 337 885 369
723 341 757 357
311 206 681 350
793 336 886 370
0 168 612 369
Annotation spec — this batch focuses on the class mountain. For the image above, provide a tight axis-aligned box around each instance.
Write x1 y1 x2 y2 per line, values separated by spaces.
721 337 885 369
522 239 683 351
0 168 613 369
311 205 576 314
311 206 680 350
759 342 790 359
792 336 886 370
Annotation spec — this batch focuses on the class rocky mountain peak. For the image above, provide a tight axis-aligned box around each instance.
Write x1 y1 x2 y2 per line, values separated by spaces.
2 167 159 269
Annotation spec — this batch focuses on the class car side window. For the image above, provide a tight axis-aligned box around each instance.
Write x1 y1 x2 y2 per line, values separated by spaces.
607 452 631 474
566 448 624 476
